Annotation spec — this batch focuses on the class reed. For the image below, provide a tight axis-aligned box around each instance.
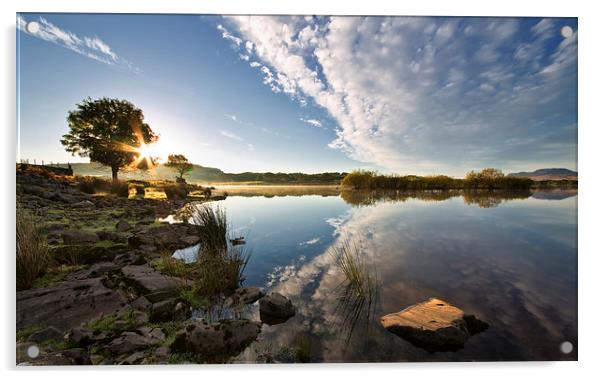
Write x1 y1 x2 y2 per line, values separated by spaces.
16 206 51 290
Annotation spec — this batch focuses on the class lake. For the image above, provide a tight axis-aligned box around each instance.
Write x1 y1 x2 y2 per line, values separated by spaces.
175 189 577 362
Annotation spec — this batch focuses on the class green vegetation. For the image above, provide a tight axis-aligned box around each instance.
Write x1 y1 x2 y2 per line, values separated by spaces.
16 325 44 342
163 183 188 200
165 154 194 182
151 253 188 278
342 168 533 190
17 206 51 290
190 205 250 296
86 311 139 333
330 239 379 341
61 97 158 181
32 264 86 288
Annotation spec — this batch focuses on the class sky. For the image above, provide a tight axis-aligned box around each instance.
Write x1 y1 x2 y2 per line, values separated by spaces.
16 14 577 176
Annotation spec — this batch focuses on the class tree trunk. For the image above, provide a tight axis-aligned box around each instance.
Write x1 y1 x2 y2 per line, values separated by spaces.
111 167 119 181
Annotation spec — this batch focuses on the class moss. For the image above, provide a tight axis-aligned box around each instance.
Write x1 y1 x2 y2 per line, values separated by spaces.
86 311 138 333
151 255 188 278
16 325 43 342
32 264 87 288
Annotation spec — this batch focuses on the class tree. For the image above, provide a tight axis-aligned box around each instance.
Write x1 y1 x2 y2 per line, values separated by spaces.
165 154 194 181
61 97 157 181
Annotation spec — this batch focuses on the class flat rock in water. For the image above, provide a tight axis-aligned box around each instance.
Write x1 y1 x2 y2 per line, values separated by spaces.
380 298 488 352
17 277 128 332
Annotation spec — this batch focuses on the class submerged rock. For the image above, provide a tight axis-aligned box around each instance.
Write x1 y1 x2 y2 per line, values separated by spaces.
171 320 261 358
259 292 296 325
380 297 488 352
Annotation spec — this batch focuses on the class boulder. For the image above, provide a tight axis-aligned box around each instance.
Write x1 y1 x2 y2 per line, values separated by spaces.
17 277 128 332
121 264 186 295
380 297 489 352
231 287 265 305
27 326 63 343
150 298 190 323
113 251 147 266
171 320 261 357
259 292 296 325
116 220 132 232
107 332 152 356
61 230 100 244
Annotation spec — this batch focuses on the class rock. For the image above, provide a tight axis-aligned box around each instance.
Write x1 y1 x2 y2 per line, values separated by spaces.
57 348 92 365
119 351 146 365
66 262 121 280
107 332 151 356
17 277 128 332
150 298 190 323
171 320 261 357
116 219 132 232
61 230 100 244
27 326 63 343
121 264 185 295
230 287 265 305
154 346 170 360
66 327 96 347
96 231 127 243
259 292 296 325
380 297 489 352
131 296 152 312
113 251 147 266
72 200 95 208
179 235 200 246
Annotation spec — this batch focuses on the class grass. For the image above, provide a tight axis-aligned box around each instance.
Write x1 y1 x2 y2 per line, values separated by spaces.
151 253 188 278
187 205 250 297
163 183 188 200
16 325 44 342
330 239 380 341
17 206 51 290
32 264 86 288
86 310 138 333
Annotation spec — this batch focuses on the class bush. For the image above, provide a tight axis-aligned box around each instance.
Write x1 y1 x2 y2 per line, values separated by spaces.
164 184 188 200
17 207 51 290
110 180 130 197
77 176 111 194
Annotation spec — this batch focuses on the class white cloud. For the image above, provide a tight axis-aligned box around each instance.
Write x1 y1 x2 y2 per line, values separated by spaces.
220 130 244 141
247 143 255 151
224 113 239 122
218 17 577 175
299 118 323 128
17 15 134 70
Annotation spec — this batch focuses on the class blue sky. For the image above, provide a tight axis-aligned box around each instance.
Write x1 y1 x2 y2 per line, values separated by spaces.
17 14 577 176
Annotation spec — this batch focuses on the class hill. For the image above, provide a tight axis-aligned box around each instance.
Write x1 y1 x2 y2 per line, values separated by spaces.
58 163 346 185
508 168 578 181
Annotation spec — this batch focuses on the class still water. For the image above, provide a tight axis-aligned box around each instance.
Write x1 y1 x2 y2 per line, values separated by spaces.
176 190 577 362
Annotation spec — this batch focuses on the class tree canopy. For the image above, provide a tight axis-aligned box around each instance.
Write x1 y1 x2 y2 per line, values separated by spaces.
165 154 194 181
61 97 157 180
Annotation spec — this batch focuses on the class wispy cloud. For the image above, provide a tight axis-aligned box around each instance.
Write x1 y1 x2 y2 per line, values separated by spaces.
224 113 240 123
217 17 577 175
300 237 320 246
220 130 244 141
300 118 323 128
247 143 255 151
17 15 136 71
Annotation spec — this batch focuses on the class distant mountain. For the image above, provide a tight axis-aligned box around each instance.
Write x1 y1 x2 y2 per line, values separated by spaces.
59 163 346 185
508 168 578 181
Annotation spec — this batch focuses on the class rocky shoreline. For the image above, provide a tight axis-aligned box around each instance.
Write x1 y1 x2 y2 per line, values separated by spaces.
16 167 296 365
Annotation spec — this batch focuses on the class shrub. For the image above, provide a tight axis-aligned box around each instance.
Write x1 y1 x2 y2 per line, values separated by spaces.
17 206 51 290
163 184 188 200
110 180 130 197
77 176 111 194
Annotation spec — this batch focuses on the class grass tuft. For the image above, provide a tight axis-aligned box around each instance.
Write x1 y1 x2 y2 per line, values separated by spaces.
17 206 51 290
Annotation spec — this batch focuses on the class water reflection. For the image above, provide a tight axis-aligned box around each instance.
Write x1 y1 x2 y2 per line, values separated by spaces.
170 190 577 362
